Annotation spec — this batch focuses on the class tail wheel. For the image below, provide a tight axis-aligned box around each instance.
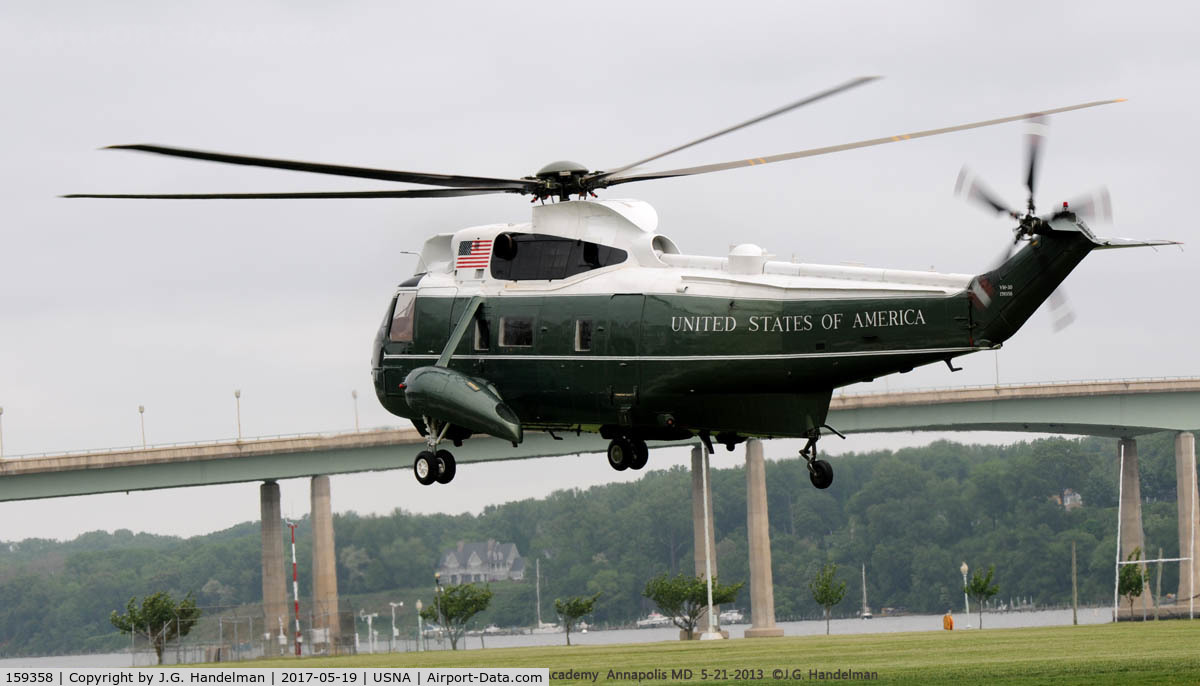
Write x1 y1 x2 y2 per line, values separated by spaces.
630 440 649 470
607 438 633 471
414 451 438 486
809 459 834 489
435 449 457 484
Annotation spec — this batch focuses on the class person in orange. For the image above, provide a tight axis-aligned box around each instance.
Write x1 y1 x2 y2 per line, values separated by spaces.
943 611 954 630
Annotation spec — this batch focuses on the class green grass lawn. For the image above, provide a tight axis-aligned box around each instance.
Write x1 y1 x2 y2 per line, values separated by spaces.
223 622 1200 685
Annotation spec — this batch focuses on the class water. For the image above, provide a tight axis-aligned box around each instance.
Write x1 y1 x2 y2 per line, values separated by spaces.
0 608 1115 667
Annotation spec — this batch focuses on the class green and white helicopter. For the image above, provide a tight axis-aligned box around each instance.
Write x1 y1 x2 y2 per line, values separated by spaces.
68 78 1175 489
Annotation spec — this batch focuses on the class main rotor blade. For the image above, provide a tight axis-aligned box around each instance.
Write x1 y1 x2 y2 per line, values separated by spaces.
600 98 1126 187
1024 116 1047 213
62 187 520 200
102 144 537 191
592 76 879 182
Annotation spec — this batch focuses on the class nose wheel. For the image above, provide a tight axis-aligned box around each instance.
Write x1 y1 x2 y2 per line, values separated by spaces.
414 417 458 485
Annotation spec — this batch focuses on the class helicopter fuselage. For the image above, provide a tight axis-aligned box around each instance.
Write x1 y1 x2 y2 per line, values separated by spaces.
370 199 1096 446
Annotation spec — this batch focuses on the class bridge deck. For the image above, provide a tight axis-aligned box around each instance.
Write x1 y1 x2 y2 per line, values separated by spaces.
827 378 1200 438
3 378 1199 501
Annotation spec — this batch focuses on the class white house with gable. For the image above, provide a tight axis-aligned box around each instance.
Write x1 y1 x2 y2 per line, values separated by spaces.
437 539 525 584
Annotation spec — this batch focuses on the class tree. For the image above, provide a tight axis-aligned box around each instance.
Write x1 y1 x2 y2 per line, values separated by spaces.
419 583 493 650
964 565 1000 629
554 593 600 646
643 573 744 640
809 563 847 635
1118 548 1145 618
109 591 201 665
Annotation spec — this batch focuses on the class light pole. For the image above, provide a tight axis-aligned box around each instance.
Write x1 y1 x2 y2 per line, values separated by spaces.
434 573 443 649
234 390 242 441
415 600 424 652
699 445 722 640
352 390 360 433
389 602 403 652
138 405 146 448
0 406 5 458
960 561 971 628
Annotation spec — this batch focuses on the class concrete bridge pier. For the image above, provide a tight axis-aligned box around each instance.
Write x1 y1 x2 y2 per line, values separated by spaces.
1175 432 1199 607
259 481 287 654
1118 438 1152 612
744 439 783 637
690 446 721 634
310 475 341 648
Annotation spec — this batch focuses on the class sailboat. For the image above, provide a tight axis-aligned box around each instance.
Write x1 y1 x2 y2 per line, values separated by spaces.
532 558 560 633
860 564 873 619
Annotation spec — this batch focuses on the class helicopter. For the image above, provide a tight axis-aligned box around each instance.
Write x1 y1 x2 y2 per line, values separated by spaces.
67 77 1176 489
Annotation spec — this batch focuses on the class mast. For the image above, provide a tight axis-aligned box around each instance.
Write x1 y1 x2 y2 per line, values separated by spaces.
287 521 302 656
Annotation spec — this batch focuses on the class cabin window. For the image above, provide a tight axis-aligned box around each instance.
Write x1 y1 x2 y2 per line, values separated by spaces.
388 291 417 343
474 320 490 351
500 316 534 347
490 233 628 281
575 319 592 352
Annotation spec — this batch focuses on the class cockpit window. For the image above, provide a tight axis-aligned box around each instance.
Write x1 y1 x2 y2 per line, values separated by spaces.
490 233 627 281
389 291 417 342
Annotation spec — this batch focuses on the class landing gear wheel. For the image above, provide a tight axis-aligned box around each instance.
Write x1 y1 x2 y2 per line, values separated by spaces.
809 459 833 489
435 449 456 484
630 440 649 470
607 438 633 471
414 451 438 486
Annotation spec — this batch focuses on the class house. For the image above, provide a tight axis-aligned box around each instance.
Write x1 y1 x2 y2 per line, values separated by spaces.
1063 489 1083 510
1050 488 1084 510
436 539 525 584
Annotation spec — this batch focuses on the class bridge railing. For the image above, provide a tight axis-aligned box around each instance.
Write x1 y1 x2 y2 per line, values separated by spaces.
5 425 411 461
835 375 1200 398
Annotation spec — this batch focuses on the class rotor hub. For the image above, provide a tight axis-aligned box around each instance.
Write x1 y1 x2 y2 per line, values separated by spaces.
533 160 592 200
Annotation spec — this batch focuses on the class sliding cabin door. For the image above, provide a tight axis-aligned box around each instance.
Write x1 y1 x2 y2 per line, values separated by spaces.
603 294 644 425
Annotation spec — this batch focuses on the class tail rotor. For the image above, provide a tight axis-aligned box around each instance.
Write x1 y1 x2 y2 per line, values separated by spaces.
956 116 1109 332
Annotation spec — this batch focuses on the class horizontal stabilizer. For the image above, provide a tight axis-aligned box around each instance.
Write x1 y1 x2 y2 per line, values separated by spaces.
1046 215 1180 251
1088 236 1182 250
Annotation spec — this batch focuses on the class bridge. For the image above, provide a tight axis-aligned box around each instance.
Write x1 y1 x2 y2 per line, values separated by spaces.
8 377 1197 502
827 377 1200 436
1 377 1197 645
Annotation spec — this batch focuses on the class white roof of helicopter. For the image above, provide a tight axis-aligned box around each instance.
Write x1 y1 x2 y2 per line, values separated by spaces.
413 199 974 299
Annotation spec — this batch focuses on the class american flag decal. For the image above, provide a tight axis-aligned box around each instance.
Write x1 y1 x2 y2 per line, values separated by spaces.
456 239 492 269
968 276 994 310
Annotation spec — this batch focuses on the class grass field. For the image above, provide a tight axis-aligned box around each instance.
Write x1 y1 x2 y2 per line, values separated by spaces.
220 621 1200 685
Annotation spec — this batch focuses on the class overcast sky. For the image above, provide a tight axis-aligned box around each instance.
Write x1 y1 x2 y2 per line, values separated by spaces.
2 1 1196 541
